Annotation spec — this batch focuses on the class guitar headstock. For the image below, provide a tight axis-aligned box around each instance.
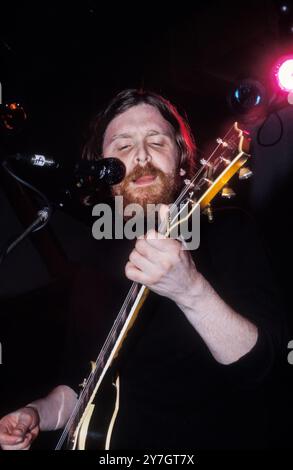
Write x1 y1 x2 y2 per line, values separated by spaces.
165 123 252 237
177 122 251 221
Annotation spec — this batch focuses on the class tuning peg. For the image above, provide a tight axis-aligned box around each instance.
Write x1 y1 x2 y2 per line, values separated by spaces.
184 178 195 188
200 158 212 167
203 177 213 185
221 186 236 199
79 377 87 389
220 156 231 165
203 204 214 222
216 138 228 148
238 166 253 180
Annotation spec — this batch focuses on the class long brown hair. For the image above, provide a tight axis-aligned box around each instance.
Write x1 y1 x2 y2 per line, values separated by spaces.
82 89 197 178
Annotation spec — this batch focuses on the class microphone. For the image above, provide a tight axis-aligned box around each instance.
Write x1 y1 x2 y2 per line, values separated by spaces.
6 153 59 168
74 158 126 186
3 153 126 186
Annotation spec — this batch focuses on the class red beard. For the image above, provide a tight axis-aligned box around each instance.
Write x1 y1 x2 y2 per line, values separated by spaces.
111 162 182 214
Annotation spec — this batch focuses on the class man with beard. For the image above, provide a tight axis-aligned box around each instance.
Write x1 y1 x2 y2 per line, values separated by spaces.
0 90 283 450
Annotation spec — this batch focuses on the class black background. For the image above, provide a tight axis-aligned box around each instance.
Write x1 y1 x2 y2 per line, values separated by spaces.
1 0 293 450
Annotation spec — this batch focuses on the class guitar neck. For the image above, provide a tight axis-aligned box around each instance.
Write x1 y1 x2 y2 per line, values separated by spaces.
56 282 149 449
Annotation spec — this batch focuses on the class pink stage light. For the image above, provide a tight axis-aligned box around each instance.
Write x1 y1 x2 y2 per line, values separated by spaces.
275 57 293 92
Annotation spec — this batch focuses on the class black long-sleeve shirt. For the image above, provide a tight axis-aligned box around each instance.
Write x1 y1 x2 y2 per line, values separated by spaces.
63 207 285 449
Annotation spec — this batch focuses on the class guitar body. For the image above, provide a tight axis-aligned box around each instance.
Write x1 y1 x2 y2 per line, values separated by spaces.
69 370 120 450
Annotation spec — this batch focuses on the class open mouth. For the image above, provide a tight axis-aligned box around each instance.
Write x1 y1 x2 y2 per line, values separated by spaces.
133 175 157 186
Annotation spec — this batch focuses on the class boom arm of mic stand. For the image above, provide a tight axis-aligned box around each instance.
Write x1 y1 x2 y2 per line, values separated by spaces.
0 207 51 266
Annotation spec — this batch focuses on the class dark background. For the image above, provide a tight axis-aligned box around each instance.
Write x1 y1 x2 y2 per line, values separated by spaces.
0 0 293 449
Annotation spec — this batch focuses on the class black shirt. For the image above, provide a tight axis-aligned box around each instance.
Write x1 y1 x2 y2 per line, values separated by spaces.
63 207 285 450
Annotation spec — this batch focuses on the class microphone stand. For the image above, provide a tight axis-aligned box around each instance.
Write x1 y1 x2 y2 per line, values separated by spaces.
0 154 126 266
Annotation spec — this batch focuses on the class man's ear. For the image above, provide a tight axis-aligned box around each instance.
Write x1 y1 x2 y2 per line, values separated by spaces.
179 168 186 176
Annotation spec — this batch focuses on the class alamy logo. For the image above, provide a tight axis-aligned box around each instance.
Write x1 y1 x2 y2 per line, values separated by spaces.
92 196 200 250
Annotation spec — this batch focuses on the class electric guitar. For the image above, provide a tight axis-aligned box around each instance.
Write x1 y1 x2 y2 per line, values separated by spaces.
55 122 251 450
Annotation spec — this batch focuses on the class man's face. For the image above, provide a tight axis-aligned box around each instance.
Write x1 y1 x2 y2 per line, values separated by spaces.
102 104 185 211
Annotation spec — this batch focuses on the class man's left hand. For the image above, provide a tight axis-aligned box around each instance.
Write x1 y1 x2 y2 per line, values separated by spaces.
125 227 202 305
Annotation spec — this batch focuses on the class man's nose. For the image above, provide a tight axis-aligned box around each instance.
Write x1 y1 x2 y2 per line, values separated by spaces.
134 144 151 166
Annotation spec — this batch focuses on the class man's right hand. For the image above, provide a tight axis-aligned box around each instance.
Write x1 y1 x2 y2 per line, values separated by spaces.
0 407 40 450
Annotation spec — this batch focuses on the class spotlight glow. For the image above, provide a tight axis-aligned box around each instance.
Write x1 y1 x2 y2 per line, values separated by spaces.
276 58 293 92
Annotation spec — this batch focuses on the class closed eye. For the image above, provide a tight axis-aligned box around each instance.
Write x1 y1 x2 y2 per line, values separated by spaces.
119 145 131 150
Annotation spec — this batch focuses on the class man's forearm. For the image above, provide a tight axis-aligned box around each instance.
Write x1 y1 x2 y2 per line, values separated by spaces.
177 273 258 365
28 385 78 431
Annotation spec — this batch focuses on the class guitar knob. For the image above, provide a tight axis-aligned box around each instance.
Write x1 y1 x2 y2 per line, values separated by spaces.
221 186 236 199
238 166 253 180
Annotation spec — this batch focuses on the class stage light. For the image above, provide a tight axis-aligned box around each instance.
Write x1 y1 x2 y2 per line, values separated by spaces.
0 102 27 132
275 57 293 92
228 79 267 124
228 79 266 114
